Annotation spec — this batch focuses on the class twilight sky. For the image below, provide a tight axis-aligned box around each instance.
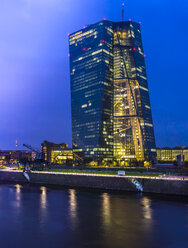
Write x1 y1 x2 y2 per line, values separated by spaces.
0 0 188 150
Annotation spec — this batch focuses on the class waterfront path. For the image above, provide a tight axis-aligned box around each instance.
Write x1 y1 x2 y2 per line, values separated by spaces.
0 169 188 196
1 168 188 181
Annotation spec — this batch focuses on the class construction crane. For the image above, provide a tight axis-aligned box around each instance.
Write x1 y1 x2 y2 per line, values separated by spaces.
73 153 84 162
23 144 40 152
23 144 43 160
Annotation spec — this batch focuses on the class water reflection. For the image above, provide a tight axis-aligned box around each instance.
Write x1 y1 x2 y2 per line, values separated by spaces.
16 184 21 194
0 185 187 248
142 197 152 220
69 189 78 229
40 186 47 221
102 193 111 228
40 186 47 209
15 184 21 208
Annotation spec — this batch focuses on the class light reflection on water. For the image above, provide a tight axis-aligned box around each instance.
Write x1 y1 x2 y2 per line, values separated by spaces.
40 186 47 222
102 193 111 228
15 184 21 208
69 188 78 229
0 184 187 248
15 184 21 194
142 197 152 220
40 186 47 209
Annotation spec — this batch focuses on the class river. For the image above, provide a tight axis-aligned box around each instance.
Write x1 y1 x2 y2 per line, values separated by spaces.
0 184 187 248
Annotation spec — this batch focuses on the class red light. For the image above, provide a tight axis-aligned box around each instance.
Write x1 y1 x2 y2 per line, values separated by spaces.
83 47 86 51
83 26 86 29
68 33 70 36
129 19 131 22
133 48 136 51
139 21 141 25
143 54 146 57
122 3 125 6
103 18 106 21
68 53 71 57
102 40 105 43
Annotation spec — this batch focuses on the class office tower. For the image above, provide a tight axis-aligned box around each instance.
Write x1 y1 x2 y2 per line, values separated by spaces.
69 19 156 164
69 21 114 163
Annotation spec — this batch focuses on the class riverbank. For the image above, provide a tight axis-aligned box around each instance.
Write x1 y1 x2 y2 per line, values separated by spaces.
0 169 188 196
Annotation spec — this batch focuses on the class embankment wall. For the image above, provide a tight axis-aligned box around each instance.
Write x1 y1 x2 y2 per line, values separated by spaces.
0 170 188 196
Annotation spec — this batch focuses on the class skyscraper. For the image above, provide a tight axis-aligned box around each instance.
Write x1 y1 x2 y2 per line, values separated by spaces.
69 18 156 165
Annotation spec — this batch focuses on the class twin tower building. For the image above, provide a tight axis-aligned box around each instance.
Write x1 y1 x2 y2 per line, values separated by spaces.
69 18 156 165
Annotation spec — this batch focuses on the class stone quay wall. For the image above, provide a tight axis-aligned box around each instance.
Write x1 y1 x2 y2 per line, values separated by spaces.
0 170 188 196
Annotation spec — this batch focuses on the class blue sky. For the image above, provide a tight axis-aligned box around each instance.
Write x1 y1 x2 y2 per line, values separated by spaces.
0 0 188 149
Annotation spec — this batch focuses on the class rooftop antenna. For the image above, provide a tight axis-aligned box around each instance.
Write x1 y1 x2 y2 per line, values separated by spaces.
122 2 125 22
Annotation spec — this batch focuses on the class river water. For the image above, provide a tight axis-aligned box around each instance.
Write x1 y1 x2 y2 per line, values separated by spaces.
0 184 187 248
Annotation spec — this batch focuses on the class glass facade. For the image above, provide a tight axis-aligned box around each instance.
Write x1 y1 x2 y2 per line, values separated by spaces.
157 147 188 162
113 22 156 163
69 20 156 164
69 21 114 163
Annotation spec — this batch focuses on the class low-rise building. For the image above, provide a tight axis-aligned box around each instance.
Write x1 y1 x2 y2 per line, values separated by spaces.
0 150 35 165
41 141 73 164
157 147 188 163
